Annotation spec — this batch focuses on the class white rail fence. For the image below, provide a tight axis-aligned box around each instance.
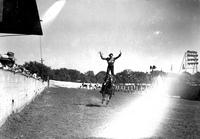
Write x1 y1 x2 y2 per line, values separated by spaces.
0 69 47 127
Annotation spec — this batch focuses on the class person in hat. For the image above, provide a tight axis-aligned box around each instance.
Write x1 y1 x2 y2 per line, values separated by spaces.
99 51 122 77
99 51 122 94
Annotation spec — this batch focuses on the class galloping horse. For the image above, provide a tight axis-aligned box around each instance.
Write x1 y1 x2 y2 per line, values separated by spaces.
101 75 114 105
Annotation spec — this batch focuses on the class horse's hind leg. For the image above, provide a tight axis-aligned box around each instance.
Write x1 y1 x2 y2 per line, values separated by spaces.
109 94 112 100
106 99 109 105
104 94 109 105
101 96 104 104
102 94 105 104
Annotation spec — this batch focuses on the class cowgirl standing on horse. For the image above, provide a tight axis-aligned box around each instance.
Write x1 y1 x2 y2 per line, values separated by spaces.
99 51 122 94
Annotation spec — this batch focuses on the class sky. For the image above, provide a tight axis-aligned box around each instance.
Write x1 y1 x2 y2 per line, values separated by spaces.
1 0 200 74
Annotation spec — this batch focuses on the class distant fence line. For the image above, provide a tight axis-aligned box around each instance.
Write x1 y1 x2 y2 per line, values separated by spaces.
114 83 151 93
80 82 151 93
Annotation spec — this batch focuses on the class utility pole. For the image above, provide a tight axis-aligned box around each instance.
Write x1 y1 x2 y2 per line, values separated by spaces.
40 36 44 64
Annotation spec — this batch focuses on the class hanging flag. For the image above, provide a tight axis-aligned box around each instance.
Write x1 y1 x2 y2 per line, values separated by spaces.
0 0 42 35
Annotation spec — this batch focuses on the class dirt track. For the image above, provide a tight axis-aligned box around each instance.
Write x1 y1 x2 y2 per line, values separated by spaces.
1 85 200 139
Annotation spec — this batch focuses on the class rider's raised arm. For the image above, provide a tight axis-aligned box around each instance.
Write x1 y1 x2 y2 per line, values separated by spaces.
114 51 122 60
99 52 107 60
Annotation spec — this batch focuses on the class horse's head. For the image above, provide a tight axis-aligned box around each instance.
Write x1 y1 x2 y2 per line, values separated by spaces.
105 75 113 85
103 75 113 95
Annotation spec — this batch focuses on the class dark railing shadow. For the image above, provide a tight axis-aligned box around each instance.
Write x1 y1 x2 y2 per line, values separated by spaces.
85 104 102 107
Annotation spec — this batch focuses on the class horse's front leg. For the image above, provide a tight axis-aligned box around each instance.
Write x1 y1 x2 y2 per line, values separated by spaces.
102 93 105 104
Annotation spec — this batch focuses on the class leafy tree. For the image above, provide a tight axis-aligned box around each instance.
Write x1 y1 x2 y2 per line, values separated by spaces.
51 68 71 81
68 69 81 82
95 71 106 83
192 72 200 83
23 61 165 84
115 69 152 83
80 73 87 82
50 68 81 82
23 61 51 81
84 71 96 83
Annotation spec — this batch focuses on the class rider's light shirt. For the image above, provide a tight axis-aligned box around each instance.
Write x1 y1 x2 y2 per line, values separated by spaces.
107 57 115 66
100 52 121 67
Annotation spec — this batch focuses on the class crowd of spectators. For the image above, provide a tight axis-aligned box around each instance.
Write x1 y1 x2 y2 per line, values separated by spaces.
0 52 42 80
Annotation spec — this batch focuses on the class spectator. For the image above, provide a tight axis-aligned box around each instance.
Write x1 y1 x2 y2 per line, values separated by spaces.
0 52 15 68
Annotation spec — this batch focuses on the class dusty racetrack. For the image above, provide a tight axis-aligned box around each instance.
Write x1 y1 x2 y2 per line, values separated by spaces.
1 84 200 139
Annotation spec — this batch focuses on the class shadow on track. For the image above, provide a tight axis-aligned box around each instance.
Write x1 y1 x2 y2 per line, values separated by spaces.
85 104 102 107
73 103 107 107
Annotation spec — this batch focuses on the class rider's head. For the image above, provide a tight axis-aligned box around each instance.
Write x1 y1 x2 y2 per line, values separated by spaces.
109 53 113 58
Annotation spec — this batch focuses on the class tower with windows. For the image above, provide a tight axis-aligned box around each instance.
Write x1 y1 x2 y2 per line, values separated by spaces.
180 50 198 74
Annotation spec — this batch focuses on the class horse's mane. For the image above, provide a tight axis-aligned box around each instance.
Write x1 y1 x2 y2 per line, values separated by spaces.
105 75 113 88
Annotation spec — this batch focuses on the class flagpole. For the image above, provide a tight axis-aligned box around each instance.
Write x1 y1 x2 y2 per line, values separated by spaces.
40 36 44 64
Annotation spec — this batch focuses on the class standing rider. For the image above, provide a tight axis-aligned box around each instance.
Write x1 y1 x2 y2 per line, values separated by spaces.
99 51 122 78
99 51 122 93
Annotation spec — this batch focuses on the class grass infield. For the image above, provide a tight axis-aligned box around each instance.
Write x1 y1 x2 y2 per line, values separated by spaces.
0 87 200 139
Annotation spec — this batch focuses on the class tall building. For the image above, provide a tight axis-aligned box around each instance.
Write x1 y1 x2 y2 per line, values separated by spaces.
180 50 198 74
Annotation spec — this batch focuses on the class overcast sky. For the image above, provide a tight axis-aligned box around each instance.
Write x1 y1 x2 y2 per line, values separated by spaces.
1 0 200 74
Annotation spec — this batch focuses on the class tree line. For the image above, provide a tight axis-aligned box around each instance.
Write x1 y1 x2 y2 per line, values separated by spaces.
23 61 167 83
